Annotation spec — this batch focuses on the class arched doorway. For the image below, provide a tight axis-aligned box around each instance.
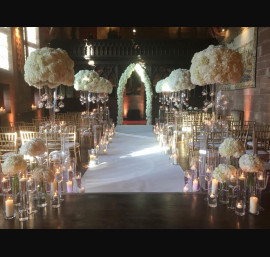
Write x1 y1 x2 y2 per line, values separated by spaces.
123 72 145 122
117 63 153 125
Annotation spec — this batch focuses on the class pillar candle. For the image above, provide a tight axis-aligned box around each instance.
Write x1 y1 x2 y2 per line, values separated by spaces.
211 178 218 194
193 178 198 192
51 180 57 194
5 198 14 217
66 180 73 193
249 196 258 214
20 176 27 194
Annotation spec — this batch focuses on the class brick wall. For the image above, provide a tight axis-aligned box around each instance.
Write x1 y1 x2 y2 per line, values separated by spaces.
222 27 270 125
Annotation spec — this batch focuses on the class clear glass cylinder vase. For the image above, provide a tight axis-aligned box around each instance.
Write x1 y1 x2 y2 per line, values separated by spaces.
10 174 20 207
246 172 257 205
218 182 229 204
36 181 48 208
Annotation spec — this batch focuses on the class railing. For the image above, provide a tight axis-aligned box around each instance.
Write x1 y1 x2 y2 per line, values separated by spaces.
50 38 217 62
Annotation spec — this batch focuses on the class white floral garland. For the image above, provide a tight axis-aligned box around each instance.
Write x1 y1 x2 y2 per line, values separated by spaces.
117 63 153 125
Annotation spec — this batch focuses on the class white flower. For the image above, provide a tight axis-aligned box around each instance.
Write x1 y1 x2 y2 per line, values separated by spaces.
32 165 54 183
94 77 113 94
19 138 47 156
239 153 263 172
74 70 100 91
167 69 196 91
2 154 27 176
218 138 245 158
190 45 243 86
213 164 237 183
24 47 74 89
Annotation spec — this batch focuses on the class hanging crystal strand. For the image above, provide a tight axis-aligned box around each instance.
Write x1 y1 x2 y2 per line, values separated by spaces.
86 91 90 118
211 84 216 122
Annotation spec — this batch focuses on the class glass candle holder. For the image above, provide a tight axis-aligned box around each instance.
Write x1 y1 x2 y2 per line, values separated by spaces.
208 192 217 208
66 179 73 193
256 170 268 211
52 192 60 208
26 174 37 214
3 194 16 219
1 175 11 194
88 149 97 167
235 200 245 216
18 173 28 222
210 178 219 196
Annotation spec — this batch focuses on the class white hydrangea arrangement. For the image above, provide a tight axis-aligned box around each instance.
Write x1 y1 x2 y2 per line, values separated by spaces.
24 47 75 89
213 164 237 183
19 138 47 156
117 63 152 125
190 45 243 86
74 69 100 91
167 68 196 91
2 154 27 176
94 77 113 94
32 165 54 184
239 153 263 172
155 77 172 93
218 138 245 158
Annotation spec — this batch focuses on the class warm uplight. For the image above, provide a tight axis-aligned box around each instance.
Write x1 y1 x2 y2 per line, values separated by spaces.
88 60 95 66
133 28 136 33
0 107 6 113
31 104 37 111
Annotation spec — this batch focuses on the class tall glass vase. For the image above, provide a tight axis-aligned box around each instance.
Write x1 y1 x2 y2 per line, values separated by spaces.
10 174 20 207
218 182 229 204
18 172 28 221
246 172 257 204
36 181 48 208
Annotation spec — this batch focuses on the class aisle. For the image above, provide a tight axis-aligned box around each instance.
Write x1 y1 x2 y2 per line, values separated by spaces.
82 125 185 192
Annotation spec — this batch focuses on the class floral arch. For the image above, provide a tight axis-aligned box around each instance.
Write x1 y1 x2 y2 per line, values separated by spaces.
117 63 153 125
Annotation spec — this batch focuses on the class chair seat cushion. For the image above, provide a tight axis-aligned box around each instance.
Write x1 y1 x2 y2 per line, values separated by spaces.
245 149 267 155
188 142 200 148
64 142 80 149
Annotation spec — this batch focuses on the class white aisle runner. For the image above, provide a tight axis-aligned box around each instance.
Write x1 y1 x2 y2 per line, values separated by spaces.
82 125 185 192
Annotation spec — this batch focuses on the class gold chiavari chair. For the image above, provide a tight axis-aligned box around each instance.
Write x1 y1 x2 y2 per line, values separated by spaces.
61 132 81 165
247 125 270 155
19 126 37 132
0 126 14 133
43 132 62 159
207 131 225 151
0 132 18 163
188 124 201 161
228 124 249 149
20 131 40 145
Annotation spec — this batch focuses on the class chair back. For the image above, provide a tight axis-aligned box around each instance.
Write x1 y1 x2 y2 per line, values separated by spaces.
20 131 40 145
0 132 18 162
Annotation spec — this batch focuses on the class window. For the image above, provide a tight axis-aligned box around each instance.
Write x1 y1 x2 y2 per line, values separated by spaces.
23 27 39 59
0 27 13 72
